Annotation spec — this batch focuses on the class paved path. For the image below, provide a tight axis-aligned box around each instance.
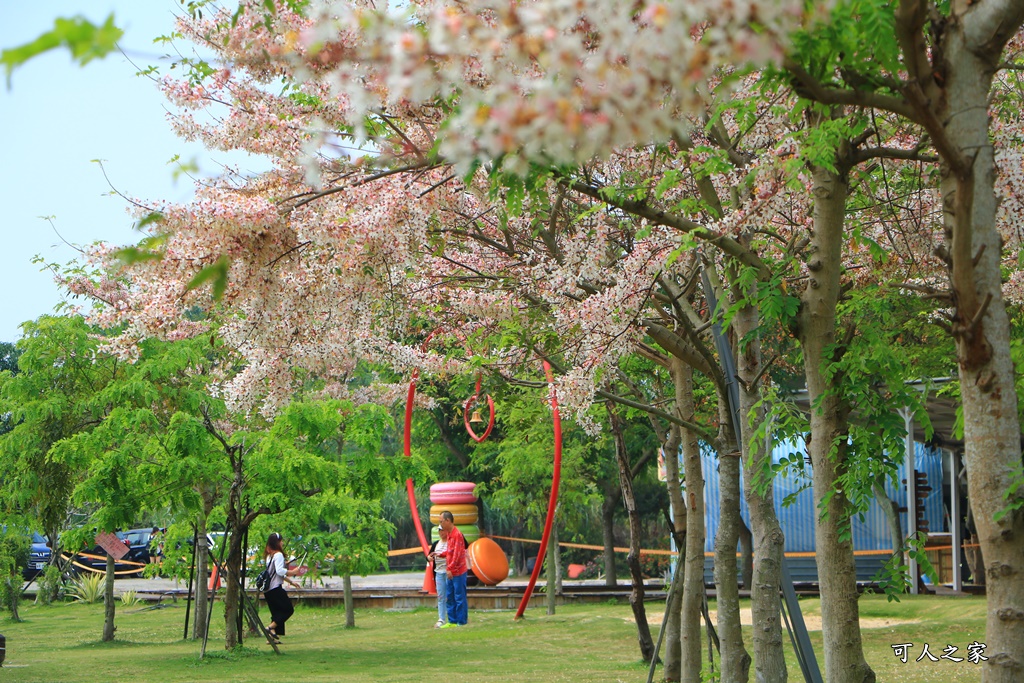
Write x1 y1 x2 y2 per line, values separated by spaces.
111 572 619 596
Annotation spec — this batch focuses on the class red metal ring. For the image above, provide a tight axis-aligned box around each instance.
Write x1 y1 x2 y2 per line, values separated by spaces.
464 393 496 443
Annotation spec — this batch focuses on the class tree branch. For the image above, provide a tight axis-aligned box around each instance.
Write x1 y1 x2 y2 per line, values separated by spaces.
783 58 922 124
851 146 938 164
556 175 771 281
644 322 716 379
895 0 933 87
285 161 439 210
595 388 716 441
900 82 972 177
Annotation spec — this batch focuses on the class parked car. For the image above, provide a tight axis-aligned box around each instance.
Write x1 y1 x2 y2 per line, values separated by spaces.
121 527 159 565
0 526 51 580
24 532 51 579
71 532 141 576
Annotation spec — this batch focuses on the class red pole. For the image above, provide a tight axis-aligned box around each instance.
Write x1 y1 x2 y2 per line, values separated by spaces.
514 360 562 620
404 369 430 556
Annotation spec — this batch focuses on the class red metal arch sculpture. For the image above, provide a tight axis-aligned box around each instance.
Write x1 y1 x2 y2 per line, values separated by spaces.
401 342 562 621
403 366 432 556
513 360 562 620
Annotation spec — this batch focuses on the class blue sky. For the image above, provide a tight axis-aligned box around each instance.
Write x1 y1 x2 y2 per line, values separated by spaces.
0 1 261 342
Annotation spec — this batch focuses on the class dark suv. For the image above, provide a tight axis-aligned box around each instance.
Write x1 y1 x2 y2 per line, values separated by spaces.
121 528 158 565
24 532 51 579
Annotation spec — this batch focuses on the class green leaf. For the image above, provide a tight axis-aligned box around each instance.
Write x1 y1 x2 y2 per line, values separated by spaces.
115 246 163 265
134 211 166 231
185 256 230 301
1 14 123 87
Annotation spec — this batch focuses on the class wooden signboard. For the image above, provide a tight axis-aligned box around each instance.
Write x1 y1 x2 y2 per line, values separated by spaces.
95 532 129 560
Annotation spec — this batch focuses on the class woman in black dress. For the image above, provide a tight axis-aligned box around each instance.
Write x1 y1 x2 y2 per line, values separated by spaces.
263 532 301 642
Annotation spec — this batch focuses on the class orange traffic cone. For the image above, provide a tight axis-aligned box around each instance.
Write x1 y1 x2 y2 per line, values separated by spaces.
422 562 436 595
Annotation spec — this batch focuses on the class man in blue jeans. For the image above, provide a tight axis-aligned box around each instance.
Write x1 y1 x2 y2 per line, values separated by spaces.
439 510 468 627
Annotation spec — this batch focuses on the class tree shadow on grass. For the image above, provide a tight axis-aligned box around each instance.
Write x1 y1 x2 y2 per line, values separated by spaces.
67 639 147 649
191 645 265 664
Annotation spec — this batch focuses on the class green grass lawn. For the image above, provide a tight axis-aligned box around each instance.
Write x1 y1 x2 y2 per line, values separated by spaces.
776 594 987 683
0 594 986 682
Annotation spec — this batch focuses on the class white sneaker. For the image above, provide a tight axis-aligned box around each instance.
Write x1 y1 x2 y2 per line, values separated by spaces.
434 620 445 629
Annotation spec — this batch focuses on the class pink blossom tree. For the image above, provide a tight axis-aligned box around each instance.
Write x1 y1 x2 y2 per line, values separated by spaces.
68 1 1024 680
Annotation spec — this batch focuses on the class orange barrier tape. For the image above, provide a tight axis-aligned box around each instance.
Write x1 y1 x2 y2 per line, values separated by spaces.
60 554 147 576
477 534 678 556
68 551 148 567
481 535 983 560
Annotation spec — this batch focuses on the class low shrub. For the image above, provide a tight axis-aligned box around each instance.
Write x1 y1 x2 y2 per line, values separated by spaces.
35 564 64 605
638 554 671 579
120 589 141 606
69 572 104 604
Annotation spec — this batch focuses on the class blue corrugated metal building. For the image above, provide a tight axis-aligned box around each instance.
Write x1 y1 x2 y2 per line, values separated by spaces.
686 438 946 583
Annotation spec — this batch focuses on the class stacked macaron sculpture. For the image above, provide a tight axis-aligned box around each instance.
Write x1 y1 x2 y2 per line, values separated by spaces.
429 482 480 544
428 482 509 585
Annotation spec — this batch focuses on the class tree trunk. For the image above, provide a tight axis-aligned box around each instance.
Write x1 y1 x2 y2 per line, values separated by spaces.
800 163 874 683
872 478 903 553
193 548 210 640
737 518 753 591
43 524 60 604
610 407 656 662
554 518 563 597
222 442 247 650
662 423 686 682
935 10 1024 677
343 573 355 627
546 519 558 616
674 360 706 683
713 398 751 683
223 529 244 649
601 486 620 587
962 472 986 585
4 577 21 622
193 513 210 640
965 494 987 584
733 291 788 683
102 553 116 642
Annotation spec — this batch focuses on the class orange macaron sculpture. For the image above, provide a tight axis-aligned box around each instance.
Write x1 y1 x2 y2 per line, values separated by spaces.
468 537 509 585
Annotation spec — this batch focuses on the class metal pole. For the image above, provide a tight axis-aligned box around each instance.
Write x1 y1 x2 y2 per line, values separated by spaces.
699 269 742 444
183 523 199 639
200 527 229 659
646 551 685 683
780 557 823 683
